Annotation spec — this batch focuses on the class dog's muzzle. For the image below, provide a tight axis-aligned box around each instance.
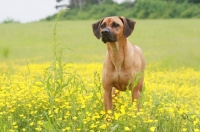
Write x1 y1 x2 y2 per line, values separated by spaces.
101 28 116 43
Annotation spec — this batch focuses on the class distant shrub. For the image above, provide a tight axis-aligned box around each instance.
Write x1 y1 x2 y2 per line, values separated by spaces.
137 10 147 19
181 8 194 18
2 18 19 24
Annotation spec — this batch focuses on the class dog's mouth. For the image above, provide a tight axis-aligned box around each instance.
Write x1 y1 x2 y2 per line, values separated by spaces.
101 34 117 43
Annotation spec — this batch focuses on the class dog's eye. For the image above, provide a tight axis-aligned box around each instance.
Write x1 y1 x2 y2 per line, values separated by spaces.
112 22 119 28
101 23 106 28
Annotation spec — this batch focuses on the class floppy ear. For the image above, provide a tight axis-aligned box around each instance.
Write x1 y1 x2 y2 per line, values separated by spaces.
92 18 104 39
119 16 136 38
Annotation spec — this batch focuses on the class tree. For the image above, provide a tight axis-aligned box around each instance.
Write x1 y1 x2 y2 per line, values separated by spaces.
55 0 104 10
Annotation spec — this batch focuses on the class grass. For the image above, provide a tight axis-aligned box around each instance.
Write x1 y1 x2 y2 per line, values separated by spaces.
0 18 200 131
0 19 200 69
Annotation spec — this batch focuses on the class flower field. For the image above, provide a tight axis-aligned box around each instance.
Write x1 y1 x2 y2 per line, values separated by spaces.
0 62 199 132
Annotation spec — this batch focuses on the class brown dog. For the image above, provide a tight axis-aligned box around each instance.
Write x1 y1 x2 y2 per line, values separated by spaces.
92 16 145 112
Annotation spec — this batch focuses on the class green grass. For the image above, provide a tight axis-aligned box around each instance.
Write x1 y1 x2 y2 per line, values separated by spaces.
0 19 200 69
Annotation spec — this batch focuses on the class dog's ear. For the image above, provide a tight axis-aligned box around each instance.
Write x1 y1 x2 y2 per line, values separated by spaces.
92 18 104 39
119 16 136 38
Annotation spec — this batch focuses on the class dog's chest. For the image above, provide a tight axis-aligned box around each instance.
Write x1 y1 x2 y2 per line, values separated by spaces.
108 69 133 91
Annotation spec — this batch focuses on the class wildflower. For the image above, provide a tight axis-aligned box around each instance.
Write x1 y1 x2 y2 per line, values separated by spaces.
150 127 156 132
182 128 187 132
30 122 34 126
194 129 200 132
81 104 86 108
178 109 184 115
114 112 120 120
193 119 199 126
35 81 42 86
100 110 105 115
99 124 106 129
54 108 59 114
73 116 77 120
12 122 17 125
66 127 70 130
191 115 196 119
37 121 43 125
148 119 153 123
107 110 112 114
35 127 42 131
90 123 97 128
124 127 131 131
8 116 12 120
76 128 81 131
120 106 126 114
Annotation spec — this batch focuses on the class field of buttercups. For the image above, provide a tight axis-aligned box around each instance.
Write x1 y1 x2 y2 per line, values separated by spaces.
0 62 199 132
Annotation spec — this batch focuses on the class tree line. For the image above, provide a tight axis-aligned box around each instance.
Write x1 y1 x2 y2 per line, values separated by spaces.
44 0 200 20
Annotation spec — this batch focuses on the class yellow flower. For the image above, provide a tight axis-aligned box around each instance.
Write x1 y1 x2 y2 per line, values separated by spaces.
114 112 120 120
194 129 200 132
73 116 77 120
90 123 97 128
54 108 59 114
30 122 34 126
182 128 187 132
178 109 184 115
8 116 12 120
37 121 43 125
35 81 42 86
124 127 131 131
66 127 70 130
99 124 106 129
150 127 156 132
100 111 105 115
35 127 42 131
12 122 17 125
107 110 112 114
76 128 81 131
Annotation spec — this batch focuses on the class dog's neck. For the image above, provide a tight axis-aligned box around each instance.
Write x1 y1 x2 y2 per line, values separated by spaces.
106 37 127 71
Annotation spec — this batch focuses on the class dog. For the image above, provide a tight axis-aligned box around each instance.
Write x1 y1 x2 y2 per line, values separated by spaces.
92 16 145 112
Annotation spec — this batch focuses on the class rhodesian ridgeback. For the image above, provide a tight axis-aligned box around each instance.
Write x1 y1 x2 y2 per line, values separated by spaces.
92 16 145 112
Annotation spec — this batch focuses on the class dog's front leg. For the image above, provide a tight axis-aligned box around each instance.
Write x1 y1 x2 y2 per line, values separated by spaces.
103 89 112 112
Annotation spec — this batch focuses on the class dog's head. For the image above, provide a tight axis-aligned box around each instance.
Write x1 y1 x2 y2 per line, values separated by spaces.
92 16 136 43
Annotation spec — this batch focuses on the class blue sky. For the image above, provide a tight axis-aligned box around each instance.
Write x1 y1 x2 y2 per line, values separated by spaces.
0 0 125 23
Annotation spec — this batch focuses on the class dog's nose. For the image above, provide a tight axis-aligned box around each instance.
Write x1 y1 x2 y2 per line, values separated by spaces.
101 28 110 35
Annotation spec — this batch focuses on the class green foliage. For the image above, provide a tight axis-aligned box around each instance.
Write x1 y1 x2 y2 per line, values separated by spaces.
2 18 19 24
46 1 200 20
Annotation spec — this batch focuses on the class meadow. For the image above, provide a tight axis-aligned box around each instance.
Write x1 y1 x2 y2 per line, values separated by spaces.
0 19 200 132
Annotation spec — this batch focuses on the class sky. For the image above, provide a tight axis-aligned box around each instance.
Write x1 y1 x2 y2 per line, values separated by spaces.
0 0 125 23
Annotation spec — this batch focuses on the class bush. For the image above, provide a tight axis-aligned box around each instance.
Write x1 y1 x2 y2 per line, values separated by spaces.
180 8 194 18
137 10 148 19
